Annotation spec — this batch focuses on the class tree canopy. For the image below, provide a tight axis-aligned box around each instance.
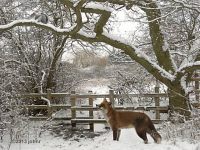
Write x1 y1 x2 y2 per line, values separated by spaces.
1 0 200 116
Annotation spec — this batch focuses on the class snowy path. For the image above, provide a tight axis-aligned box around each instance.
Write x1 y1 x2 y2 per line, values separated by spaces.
8 128 199 150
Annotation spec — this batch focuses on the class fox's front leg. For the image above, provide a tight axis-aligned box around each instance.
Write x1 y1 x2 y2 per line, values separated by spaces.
113 129 118 140
113 129 121 141
117 129 121 141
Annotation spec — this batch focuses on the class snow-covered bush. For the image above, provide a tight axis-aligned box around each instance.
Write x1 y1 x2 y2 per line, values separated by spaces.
162 114 200 143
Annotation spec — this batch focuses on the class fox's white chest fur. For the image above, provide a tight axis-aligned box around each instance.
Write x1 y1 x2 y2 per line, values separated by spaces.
101 108 111 123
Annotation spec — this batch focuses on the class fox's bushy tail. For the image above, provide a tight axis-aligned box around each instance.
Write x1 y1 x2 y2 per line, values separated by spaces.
147 118 162 144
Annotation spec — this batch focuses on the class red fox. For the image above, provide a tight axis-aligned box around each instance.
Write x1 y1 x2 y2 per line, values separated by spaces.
97 98 161 144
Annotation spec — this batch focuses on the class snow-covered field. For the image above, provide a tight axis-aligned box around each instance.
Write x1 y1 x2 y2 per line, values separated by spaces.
6 126 200 150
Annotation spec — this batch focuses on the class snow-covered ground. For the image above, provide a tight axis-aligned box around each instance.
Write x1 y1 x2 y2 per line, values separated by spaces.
6 126 200 150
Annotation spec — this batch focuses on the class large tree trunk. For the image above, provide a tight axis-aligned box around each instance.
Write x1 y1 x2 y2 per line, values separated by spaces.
46 36 68 92
168 84 191 119
46 64 57 91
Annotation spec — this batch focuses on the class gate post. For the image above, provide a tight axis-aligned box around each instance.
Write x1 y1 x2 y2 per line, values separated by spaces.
194 73 199 102
47 89 52 117
155 81 160 120
109 90 115 107
71 91 76 128
88 91 94 131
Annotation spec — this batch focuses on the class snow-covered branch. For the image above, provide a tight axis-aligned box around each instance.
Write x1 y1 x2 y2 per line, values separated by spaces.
41 96 51 107
40 70 46 94
40 71 51 107
99 33 176 86
178 61 200 74
0 19 77 35
82 6 111 35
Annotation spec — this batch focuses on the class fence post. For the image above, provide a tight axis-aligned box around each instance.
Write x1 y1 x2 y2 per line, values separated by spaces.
47 89 52 117
194 73 199 102
88 91 94 132
71 91 76 128
109 90 115 107
155 81 160 120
